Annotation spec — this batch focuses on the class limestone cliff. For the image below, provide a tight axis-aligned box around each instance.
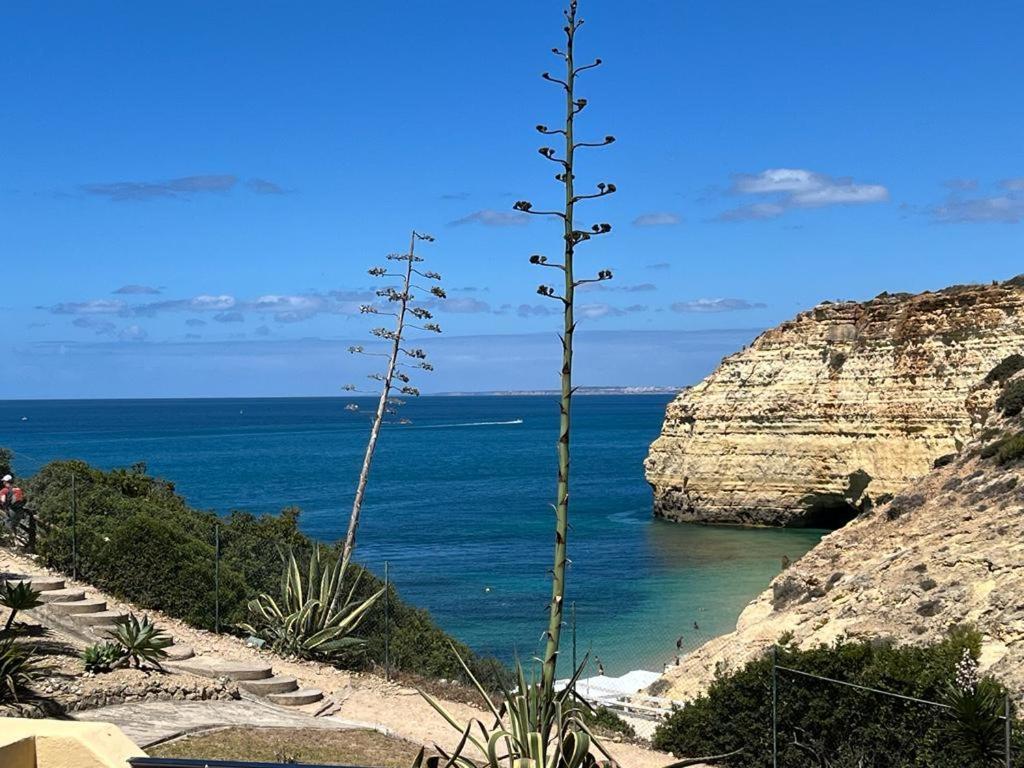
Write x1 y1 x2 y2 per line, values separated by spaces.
645 276 1024 527
652 364 1024 701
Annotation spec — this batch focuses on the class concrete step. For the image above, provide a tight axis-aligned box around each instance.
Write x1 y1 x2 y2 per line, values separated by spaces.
267 687 324 706
91 625 122 638
168 657 274 682
50 598 107 615
238 675 299 696
163 644 195 662
38 587 87 603
5 576 65 592
73 610 128 627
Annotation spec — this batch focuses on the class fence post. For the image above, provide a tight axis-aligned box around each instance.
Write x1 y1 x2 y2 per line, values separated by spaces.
383 561 390 682
71 472 78 580
214 523 220 635
772 645 779 768
1006 694 1013 768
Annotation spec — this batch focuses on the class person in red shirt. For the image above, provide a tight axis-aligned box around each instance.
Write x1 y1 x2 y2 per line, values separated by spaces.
1 474 26 535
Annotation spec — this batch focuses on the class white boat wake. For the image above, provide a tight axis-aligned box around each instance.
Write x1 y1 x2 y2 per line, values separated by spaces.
404 418 524 429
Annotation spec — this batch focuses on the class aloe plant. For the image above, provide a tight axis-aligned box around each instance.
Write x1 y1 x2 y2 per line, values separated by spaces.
241 545 384 661
0 581 43 636
513 0 616 698
82 641 124 673
417 645 612 768
0 636 38 703
109 613 172 669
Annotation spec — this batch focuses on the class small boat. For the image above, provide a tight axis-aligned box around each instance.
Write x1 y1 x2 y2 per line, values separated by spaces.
20 416 28 421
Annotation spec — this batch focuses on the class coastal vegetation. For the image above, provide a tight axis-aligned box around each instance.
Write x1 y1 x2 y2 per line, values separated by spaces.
240 545 383 661
0 580 41 703
652 629 1017 767
15 455 507 689
996 378 1024 417
0 635 38 704
108 613 172 669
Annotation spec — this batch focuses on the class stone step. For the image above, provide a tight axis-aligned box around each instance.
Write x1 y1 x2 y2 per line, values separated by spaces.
73 610 128 627
91 625 122 638
38 587 87 603
168 657 274 682
163 644 195 662
239 675 299 696
5 576 65 592
50 598 107 615
267 687 324 706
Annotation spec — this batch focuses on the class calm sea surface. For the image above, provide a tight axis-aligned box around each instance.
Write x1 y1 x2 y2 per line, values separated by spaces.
0 396 823 674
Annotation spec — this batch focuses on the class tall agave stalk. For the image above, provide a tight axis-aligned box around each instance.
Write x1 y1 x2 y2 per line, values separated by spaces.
514 0 615 697
339 231 445 578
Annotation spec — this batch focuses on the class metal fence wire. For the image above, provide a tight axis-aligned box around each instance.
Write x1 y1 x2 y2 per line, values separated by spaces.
770 647 1015 768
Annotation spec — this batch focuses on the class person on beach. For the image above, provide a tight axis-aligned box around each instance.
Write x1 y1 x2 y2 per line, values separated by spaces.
1 474 26 535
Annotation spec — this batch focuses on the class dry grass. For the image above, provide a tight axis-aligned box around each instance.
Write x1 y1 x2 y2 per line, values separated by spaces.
149 726 423 767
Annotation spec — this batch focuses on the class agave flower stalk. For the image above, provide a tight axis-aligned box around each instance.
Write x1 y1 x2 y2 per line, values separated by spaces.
514 0 616 697
335 231 444 611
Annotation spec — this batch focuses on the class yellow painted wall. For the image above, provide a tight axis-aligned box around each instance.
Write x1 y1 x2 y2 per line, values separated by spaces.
0 718 144 768
0 735 36 768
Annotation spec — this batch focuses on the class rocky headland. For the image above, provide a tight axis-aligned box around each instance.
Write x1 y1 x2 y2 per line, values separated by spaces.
645 276 1024 527
649 277 1024 700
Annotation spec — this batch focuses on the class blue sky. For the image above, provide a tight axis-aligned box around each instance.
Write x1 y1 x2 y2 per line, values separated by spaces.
2 0 1022 397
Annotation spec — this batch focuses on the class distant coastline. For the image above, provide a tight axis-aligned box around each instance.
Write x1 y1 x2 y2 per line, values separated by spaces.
433 386 682 397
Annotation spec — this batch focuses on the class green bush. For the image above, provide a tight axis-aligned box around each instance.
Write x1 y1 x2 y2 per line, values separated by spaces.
19 457 504 686
985 354 1024 385
82 641 123 673
652 630 1019 768
997 380 1024 417
996 433 1024 465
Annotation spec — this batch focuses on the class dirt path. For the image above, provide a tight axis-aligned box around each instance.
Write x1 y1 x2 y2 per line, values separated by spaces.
71 699 366 748
2 547 673 767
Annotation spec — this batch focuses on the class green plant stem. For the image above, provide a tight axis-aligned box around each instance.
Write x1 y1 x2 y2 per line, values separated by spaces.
542 3 578 699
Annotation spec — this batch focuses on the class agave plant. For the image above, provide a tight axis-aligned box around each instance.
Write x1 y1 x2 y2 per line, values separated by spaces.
417 645 613 768
0 635 38 703
82 641 124 674
0 581 43 635
240 546 384 661
109 614 172 669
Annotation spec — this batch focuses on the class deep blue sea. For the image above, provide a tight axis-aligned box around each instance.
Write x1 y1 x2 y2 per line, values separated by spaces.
0 396 823 674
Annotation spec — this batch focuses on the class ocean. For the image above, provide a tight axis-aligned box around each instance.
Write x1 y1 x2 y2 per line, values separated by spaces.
0 395 823 674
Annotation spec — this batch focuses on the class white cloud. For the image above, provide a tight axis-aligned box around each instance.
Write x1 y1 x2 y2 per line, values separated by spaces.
118 324 148 341
632 212 682 227
449 209 530 227
932 195 1024 224
718 203 787 222
113 284 161 295
51 299 128 315
671 298 766 313
721 168 888 221
440 297 492 313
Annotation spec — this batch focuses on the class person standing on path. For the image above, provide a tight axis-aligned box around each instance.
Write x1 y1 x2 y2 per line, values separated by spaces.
0 474 26 536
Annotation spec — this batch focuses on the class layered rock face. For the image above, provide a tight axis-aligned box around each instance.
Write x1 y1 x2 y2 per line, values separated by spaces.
645 277 1024 527
652 379 1024 700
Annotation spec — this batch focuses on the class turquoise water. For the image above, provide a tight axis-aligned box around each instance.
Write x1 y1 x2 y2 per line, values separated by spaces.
0 396 823 674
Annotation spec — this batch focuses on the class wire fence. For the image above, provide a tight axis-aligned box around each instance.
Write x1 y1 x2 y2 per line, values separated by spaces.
6 447 1019 760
